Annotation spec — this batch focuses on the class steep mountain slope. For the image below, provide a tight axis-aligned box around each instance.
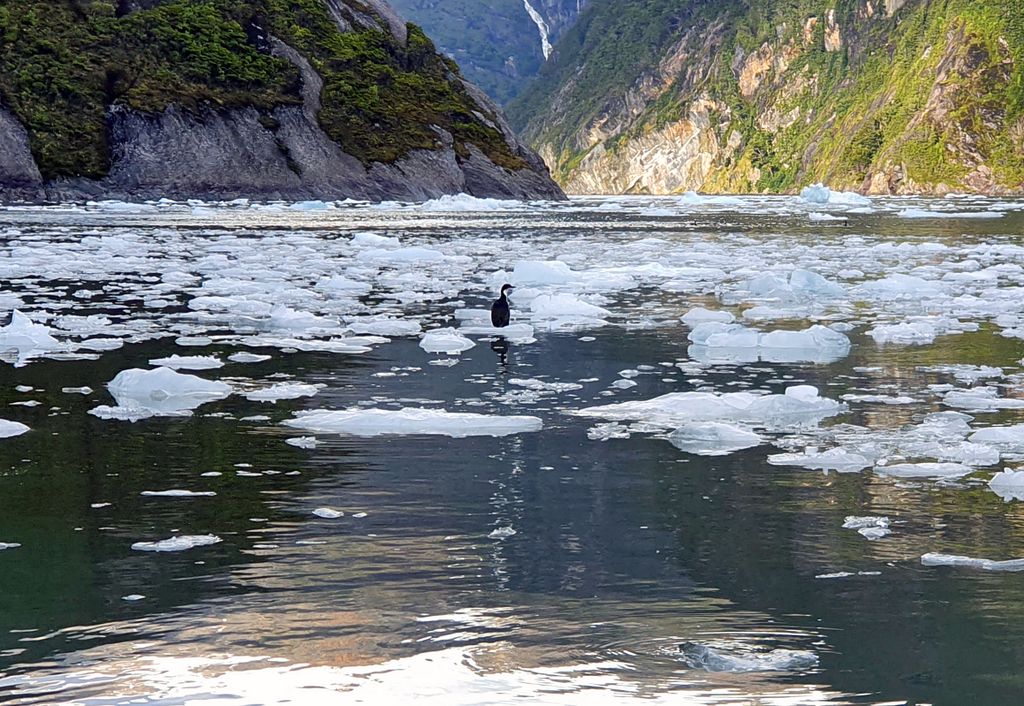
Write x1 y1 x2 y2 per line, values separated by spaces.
510 0 1024 195
389 0 587 103
0 0 562 201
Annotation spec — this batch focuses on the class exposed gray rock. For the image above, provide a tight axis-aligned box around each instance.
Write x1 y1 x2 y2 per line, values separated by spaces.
0 33 562 203
0 107 42 190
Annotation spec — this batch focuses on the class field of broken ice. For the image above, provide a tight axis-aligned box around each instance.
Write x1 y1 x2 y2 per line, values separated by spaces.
4 189 1024 704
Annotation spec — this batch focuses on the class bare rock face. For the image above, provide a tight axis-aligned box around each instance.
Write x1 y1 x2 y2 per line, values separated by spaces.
0 1 563 203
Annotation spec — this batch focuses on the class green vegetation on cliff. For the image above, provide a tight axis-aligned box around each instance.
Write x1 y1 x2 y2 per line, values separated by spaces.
0 0 522 180
511 0 1024 194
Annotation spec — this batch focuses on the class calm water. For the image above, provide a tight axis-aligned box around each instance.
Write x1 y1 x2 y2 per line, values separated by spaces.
1 195 1024 705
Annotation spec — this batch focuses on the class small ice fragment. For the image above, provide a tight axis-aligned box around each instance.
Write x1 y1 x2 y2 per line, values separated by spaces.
874 462 973 479
285 408 543 438
488 526 517 539
131 535 222 552
0 542 21 550
610 379 637 390
245 383 320 403
121 594 145 601
62 387 93 395
0 420 30 438
921 553 1024 572
149 355 224 370
682 307 734 326
679 642 819 673
988 470 1024 502
347 317 422 337
352 512 368 518
201 472 222 477
667 423 762 456
228 352 272 364
140 490 217 498
285 436 317 449
420 328 475 354
14 385 32 393
91 503 111 509
313 508 344 519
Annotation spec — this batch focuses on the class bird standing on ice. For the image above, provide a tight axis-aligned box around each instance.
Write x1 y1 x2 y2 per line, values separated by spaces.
491 284 514 328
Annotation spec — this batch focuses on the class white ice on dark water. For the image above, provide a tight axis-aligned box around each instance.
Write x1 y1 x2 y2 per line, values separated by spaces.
488 526 517 539
228 353 272 364
140 490 217 498
0 420 29 438
131 535 223 552
149 355 224 370
92 367 232 420
420 328 476 354
245 383 321 403
0 542 21 550
286 436 318 449
0 311 64 366
842 516 891 540
577 386 843 429
312 508 344 519
875 462 973 479
679 642 819 673
988 470 1024 502
667 423 762 456
921 553 1024 572
284 408 543 438
687 322 850 364
347 317 422 337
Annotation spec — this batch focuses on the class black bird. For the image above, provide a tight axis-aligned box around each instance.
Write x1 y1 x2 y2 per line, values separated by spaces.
491 284 514 328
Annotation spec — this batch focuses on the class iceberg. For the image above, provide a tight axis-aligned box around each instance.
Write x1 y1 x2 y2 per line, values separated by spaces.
0 311 64 365
95 367 232 420
921 553 1024 571
131 534 223 552
667 423 762 456
420 328 475 354
284 407 543 438
576 385 844 429
0 419 29 439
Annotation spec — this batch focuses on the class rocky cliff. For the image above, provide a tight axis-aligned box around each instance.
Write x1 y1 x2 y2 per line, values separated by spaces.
0 0 563 202
389 0 587 103
510 0 1024 195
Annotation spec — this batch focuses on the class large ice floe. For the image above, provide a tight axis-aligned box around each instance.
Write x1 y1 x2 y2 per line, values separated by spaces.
577 386 843 432
283 408 543 438
91 367 232 421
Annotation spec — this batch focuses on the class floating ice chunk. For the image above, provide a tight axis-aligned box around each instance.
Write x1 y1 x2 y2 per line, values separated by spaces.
347 317 421 337
121 594 145 601
511 260 580 285
841 394 917 405
667 423 762 456
970 425 1024 448
688 323 850 364
679 642 818 673
682 307 735 326
808 212 848 222
284 407 543 438
588 422 631 440
576 386 843 429
610 379 637 390
245 383 321 403
855 274 944 300
97 367 232 420
140 490 217 498
419 193 520 211
313 508 344 519
149 355 224 371
0 419 29 438
688 322 759 347
131 535 222 552
898 208 1004 219
0 542 21 550
988 470 1024 502
356 246 445 263
228 353 271 364
317 274 372 297
488 526 517 539
918 365 1003 384
800 184 871 206
875 462 973 479
289 200 331 211
868 321 939 345
944 387 1024 411
0 311 64 365
459 322 536 342
761 326 850 351
420 328 475 354
508 378 583 393
351 231 400 248
921 553 1024 571
768 447 872 472
843 516 891 540
528 293 611 329
189 296 272 317
267 306 337 332
238 336 374 355
285 436 317 449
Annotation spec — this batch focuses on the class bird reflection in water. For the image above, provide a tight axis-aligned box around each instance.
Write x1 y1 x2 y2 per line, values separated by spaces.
491 336 510 369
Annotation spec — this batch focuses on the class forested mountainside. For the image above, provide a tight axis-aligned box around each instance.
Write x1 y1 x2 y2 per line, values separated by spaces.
509 0 1024 195
390 0 587 103
0 0 563 201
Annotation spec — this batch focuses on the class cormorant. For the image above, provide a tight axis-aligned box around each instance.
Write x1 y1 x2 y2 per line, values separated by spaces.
491 284 514 328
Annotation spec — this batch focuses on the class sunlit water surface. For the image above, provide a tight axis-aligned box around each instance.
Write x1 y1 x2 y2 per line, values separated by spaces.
1 194 1024 705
